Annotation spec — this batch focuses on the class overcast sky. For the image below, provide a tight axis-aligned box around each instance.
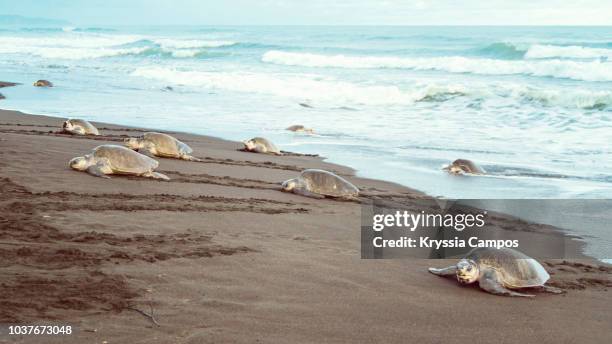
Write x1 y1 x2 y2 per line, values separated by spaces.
2 0 612 26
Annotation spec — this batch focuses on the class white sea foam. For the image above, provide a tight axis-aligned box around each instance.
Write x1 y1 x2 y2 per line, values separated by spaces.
525 44 612 59
0 45 149 59
0 34 148 59
131 66 473 105
168 49 200 58
504 86 612 109
0 35 143 49
262 50 612 82
153 38 236 49
0 35 235 60
131 66 612 109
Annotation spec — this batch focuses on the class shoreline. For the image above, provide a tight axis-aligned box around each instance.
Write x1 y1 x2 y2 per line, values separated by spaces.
1 103 606 261
1 91 611 342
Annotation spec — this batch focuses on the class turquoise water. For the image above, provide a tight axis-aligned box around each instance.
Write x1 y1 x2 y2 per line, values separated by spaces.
1 26 611 200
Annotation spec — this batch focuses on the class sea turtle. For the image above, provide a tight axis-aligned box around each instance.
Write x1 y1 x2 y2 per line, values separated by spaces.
33 80 53 87
286 125 314 134
243 137 282 155
443 159 485 175
428 247 564 297
124 132 199 161
62 119 100 136
69 144 169 180
282 169 359 199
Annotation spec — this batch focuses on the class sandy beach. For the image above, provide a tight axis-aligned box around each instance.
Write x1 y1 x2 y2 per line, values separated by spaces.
0 99 610 344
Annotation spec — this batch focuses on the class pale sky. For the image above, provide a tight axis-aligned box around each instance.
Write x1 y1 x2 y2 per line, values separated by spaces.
1 0 611 26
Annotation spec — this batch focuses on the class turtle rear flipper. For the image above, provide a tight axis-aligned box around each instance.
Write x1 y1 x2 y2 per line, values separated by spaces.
535 285 565 294
180 153 201 162
479 269 534 298
142 171 170 181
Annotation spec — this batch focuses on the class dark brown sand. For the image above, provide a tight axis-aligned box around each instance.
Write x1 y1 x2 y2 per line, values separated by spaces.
0 107 610 344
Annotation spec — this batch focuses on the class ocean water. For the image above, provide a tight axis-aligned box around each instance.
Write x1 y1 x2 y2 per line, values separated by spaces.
0 26 611 201
0 25 611 261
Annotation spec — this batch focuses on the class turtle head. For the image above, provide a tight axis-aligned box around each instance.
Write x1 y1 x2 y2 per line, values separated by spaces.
243 139 256 151
456 259 479 284
443 163 464 175
281 178 299 192
69 155 91 171
62 120 74 132
124 137 142 150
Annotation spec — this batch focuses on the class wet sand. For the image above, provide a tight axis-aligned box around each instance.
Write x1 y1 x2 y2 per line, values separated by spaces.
0 106 611 344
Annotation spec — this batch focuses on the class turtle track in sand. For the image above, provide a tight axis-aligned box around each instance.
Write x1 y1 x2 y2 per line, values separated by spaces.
544 261 612 291
195 154 304 172
0 127 128 142
237 147 319 158
193 154 349 175
1 177 307 214
0 122 153 133
206 151 350 175
0 123 338 174
0 177 257 323
161 170 283 190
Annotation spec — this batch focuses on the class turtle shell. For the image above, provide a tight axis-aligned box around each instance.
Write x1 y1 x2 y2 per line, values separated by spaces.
142 132 191 157
252 137 280 154
92 145 158 174
300 169 359 197
466 247 549 288
67 119 99 135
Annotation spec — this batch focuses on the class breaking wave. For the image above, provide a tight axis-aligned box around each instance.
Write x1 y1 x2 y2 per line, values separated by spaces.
476 42 527 59
130 66 612 109
525 44 612 59
131 66 476 105
262 50 612 82
152 38 237 49
0 35 237 60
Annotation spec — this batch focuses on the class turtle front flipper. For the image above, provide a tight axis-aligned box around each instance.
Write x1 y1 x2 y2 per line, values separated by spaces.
139 147 158 158
294 187 325 199
428 266 457 276
86 163 111 179
72 126 86 135
253 145 267 154
479 269 534 297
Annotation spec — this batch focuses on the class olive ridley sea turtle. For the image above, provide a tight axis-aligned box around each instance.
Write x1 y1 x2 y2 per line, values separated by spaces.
282 169 359 199
428 247 564 297
62 119 100 136
125 132 199 161
33 80 53 87
69 144 169 180
243 137 282 155
443 159 485 175
286 125 314 134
